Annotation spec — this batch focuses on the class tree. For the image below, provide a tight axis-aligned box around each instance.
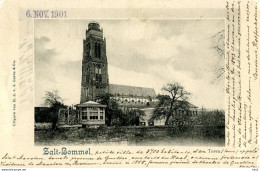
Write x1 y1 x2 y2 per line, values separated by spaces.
195 110 225 138
96 93 122 126
209 29 225 84
43 90 63 107
198 27 225 84
122 109 145 126
150 83 191 125
42 90 67 129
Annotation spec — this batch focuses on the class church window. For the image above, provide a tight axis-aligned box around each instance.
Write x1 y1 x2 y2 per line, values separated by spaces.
95 43 98 58
98 68 101 74
86 44 90 57
86 75 89 83
95 66 98 74
92 65 95 73
98 43 101 58
85 88 89 97
94 43 101 58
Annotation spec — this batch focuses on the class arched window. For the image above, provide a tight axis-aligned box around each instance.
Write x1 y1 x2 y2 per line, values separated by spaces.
86 75 90 83
95 43 98 58
86 44 90 57
95 66 98 74
98 43 101 58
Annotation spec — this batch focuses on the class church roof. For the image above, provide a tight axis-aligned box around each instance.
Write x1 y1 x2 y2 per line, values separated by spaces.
109 84 156 97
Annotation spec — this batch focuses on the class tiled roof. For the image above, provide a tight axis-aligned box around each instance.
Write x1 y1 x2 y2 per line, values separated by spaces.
109 84 156 97
174 101 198 109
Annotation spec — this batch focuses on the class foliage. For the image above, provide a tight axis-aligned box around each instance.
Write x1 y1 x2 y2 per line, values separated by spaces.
170 110 195 131
150 83 191 125
121 109 145 126
209 29 225 83
40 90 67 129
195 110 225 138
196 110 225 126
150 95 171 120
42 90 63 107
35 126 225 146
35 108 53 123
96 93 123 126
96 93 147 126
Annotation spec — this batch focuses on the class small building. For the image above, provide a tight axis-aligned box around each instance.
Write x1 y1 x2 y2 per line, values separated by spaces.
140 101 199 126
76 101 106 127
140 108 166 126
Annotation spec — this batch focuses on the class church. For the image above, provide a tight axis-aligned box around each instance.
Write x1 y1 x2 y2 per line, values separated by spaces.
80 21 157 105
77 21 198 127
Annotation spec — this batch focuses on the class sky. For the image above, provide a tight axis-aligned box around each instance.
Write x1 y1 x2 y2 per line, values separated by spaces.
34 19 225 109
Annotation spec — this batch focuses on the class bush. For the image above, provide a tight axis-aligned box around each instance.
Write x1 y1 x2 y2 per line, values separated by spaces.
35 108 52 122
195 110 225 138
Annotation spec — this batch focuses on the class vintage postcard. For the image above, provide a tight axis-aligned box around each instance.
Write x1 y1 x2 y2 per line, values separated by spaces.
0 0 259 169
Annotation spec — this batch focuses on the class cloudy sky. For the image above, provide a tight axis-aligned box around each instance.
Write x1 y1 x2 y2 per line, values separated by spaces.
34 19 225 109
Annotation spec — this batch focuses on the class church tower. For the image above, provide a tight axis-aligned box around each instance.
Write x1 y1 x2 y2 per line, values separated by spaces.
80 22 109 103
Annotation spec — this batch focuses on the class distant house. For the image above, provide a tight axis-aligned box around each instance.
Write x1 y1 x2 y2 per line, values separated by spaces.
140 101 199 126
139 108 166 126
